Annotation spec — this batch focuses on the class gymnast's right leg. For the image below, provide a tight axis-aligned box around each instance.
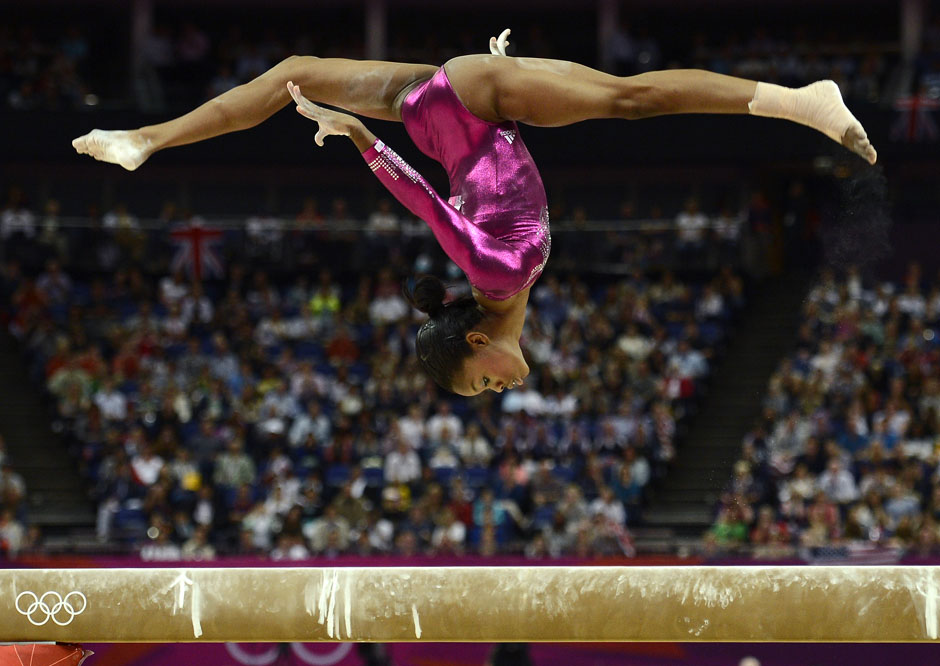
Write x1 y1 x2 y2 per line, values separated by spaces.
445 54 876 164
72 56 437 170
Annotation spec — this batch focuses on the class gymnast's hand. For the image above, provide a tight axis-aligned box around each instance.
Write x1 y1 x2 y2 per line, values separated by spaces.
287 81 372 149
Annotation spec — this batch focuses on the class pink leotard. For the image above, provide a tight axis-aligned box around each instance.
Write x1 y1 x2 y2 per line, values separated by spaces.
361 66 551 301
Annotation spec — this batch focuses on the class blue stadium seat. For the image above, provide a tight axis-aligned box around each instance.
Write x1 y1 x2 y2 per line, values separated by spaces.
325 464 351 487
113 508 147 541
532 504 556 529
362 466 385 488
294 340 323 361
465 466 490 488
433 466 458 485
553 464 577 483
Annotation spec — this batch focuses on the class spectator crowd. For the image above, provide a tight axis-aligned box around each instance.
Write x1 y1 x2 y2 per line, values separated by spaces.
0 200 745 560
0 434 29 558
710 263 940 559
1 8 910 111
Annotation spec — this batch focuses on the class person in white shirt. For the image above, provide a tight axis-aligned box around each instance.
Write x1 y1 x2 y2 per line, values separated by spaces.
810 340 841 380
259 380 300 434
392 403 427 449
369 278 410 325
431 507 466 554
0 188 36 240
288 401 331 448
589 486 627 526
140 528 182 561
713 204 743 244
102 202 140 231
617 324 653 360
667 339 708 380
695 284 725 321
428 433 460 471
366 198 400 235
158 270 189 309
0 508 26 558
131 444 165 486
384 439 422 484
675 197 708 254
817 459 859 505
94 379 128 421
180 282 214 325
458 422 492 466
426 402 463 443
162 302 189 340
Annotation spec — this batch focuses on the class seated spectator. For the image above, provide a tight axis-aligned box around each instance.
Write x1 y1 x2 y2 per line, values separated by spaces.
457 422 492 466
305 504 350 553
130 443 165 487
271 534 311 560
590 485 627 525
93 378 128 422
214 438 257 489
708 502 749 546
749 505 791 546
0 462 26 512
612 465 643 524
0 508 27 559
385 439 421 485
675 197 708 260
140 526 182 561
817 458 859 505
181 525 216 560
426 401 463 443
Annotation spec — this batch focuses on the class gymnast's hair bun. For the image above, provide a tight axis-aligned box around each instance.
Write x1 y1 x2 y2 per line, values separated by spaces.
404 275 447 317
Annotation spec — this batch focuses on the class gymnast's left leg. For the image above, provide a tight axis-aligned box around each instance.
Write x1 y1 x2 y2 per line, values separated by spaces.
445 54 876 164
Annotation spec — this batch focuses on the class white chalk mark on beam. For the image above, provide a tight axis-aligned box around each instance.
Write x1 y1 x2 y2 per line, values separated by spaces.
191 578 203 638
925 572 938 640
343 574 352 639
326 570 338 639
317 569 329 626
162 571 194 613
412 604 421 639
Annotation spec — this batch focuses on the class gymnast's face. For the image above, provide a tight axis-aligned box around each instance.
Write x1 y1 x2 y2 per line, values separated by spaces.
453 332 529 397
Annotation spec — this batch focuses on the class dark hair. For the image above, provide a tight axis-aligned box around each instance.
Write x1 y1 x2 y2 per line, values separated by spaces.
403 275 484 392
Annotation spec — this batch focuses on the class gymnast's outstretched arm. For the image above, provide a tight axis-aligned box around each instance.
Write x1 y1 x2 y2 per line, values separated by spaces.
285 82 542 301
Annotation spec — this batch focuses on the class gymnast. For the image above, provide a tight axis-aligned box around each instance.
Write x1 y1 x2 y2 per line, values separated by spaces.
72 30 877 396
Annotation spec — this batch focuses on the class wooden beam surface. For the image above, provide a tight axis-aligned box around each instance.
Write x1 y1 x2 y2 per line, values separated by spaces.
3 566 940 642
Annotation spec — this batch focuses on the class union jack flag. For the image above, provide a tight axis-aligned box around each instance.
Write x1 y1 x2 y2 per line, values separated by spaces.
891 94 939 142
170 221 224 281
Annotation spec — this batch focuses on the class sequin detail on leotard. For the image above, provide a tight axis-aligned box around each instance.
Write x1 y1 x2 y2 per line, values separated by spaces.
369 140 435 197
525 205 551 286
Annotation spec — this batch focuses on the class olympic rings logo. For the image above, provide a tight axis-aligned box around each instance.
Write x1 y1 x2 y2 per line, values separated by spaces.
15 590 87 626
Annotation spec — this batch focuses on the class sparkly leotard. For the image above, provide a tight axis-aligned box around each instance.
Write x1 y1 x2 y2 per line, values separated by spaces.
361 66 550 300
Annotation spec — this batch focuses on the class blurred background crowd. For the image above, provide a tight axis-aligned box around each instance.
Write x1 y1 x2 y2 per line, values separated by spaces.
3 3 936 112
708 262 940 559
0 188 748 559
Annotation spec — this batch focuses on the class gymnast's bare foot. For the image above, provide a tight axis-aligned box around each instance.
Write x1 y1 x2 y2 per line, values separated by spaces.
842 123 877 166
804 80 878 165
750 79 878 165
71 129 152 171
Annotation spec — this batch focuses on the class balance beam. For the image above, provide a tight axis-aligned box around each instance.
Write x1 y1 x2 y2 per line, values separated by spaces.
3 566 940 642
